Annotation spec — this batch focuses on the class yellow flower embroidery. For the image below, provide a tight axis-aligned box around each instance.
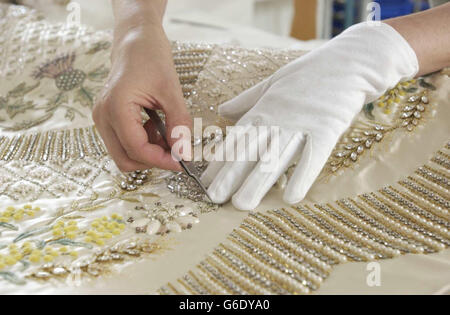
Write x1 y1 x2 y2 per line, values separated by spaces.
375 79 416 114
52 220 79 240
84 215 126 246
0 205 41 222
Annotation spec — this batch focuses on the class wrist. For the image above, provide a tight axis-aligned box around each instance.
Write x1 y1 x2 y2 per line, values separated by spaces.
112 0 167 42
114 22 165 47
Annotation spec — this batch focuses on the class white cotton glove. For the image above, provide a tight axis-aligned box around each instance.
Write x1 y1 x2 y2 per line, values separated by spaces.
201 22 419 210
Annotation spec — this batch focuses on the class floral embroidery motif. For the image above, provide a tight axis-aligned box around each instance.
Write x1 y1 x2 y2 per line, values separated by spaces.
0 203 167 284
322 80 435 177
0 53 109 132
372 80 417 115
0 156 218 286
26 238 168 283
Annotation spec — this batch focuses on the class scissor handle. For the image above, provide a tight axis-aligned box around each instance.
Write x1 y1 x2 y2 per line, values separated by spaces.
144 108 169 146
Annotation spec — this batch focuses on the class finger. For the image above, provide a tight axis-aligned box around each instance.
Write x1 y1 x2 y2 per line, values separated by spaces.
157 86 192 143
202 123 253 172
218 77 270 121
232 130 305 211
201 160 225 187
158 94 193 161
111 104 182 171
206 125 269 204
208 161 256 205
283 133 332 204
200 127 235 186
96 122 151 172
201 126 240 190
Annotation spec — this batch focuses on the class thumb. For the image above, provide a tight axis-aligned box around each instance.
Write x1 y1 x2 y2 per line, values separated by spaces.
218 77 270 121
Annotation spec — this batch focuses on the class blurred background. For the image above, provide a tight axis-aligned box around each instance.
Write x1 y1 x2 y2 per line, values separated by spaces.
4 0 443 49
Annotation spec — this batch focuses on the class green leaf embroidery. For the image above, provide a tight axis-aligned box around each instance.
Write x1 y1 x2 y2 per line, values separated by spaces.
7 82 40 98
2 112 54 131
76 86 94 107
363 103 375 120
403 87 418 93
88 65 109 82
45 92 67 112
46 238 93 249
65 108 75 121
0 222 19 231
0 96 8 110
34 240 46 250
418 79 436 90
85 41 111 55
61 215 85 220
78 204 106 212
141 192 160 198
13 226 51 243
6 99 35 119
0 272 26 285
19 260 30 272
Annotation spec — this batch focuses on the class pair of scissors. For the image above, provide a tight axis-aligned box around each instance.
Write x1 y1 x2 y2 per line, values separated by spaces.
144 108 212 202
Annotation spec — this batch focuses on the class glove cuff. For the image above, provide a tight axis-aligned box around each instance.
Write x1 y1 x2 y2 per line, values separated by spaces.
341 22 419 102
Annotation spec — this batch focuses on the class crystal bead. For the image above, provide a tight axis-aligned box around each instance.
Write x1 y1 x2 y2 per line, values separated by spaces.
416 104 425 111
52 267 67 275
408 96 418 102
357 146 364 154
34 271 51 278
401 111 413 118
375 133 383 141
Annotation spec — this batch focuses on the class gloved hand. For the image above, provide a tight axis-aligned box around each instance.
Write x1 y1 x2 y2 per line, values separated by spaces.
201 22 419 210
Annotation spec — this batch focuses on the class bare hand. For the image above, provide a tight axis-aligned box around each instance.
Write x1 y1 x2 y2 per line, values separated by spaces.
93 25 192 172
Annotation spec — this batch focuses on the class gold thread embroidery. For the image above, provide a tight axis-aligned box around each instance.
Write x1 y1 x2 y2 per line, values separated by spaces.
163 143 450 294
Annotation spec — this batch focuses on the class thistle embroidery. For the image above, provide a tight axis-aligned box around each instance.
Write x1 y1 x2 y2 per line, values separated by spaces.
0 52 109 132
33 54 85 91
33 52 106 108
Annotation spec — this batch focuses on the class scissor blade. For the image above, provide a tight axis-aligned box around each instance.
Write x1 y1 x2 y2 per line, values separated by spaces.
180 160 212 202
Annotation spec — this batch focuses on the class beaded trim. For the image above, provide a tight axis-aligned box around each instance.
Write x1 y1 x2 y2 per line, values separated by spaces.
172 42 212 98
324 90 434 177
0 126 106 162
160 143 450 295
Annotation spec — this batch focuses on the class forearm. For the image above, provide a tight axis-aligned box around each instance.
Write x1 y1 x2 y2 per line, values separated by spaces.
385 3 450 76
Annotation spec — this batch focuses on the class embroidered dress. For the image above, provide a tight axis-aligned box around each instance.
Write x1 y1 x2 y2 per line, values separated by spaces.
0 4 448 294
